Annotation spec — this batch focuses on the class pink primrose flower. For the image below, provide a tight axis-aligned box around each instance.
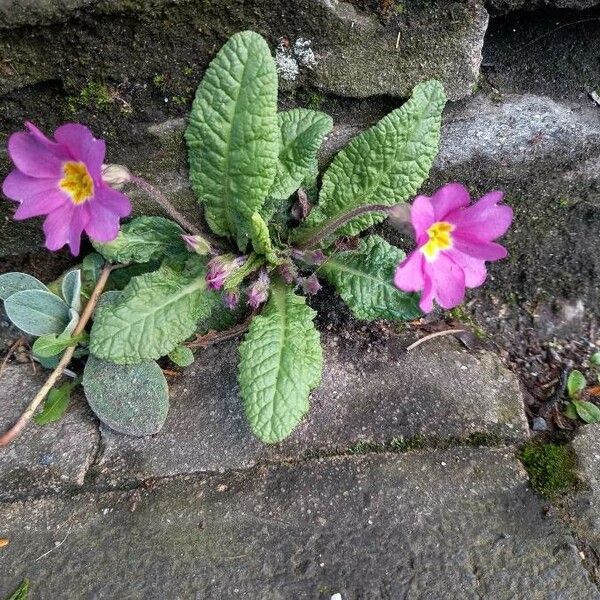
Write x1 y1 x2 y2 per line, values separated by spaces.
2 122 131 255
394 183 513 313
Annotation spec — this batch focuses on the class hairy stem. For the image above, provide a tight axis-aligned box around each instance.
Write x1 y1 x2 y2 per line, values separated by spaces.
0 264 113 447
296 203 392 249
130 175 226 252
187 315 253 349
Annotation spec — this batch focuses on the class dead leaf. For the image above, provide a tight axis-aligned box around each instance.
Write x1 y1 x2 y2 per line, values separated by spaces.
0 538 9 548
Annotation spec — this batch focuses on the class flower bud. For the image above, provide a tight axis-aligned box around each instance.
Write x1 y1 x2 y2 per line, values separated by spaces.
301 274 322 296
247 270 270 309
223 291 240 310
101 164 131 189
206 254 245 290
277 262 298 284
182 234 212 256
291 249 326 265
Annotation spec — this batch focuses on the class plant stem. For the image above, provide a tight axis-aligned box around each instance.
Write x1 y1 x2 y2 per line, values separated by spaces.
296 203 392 249
0 264 113 447
130 175 226 252
187 315 253 349
129 175 201 234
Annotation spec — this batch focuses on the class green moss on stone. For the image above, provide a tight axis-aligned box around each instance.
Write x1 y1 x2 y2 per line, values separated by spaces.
519 442 580 499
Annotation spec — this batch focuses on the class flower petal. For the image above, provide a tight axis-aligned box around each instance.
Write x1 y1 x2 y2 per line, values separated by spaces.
3 169 58 202
410 195 435 242
14 190 69 220
449 192 513 241
419 274 434 313
85 199 121 242
94 185 132 218
445 249 487 288
54 123 106 176
7 130 65 179
68 206 90 256
424 253 466 310
394 251 425 292
430 182 470 221
43 204 75 252
453 235 508 261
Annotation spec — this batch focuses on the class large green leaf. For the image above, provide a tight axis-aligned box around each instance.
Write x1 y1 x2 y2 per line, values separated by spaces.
320 235 421 321
294 80 446 246
93 217 187 264
89 263 213 363
269 109 333 200
185 31 279 247
83 355 169 436
238 282 323 443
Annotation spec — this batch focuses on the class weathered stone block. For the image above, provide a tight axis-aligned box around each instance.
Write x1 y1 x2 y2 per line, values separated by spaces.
93 333 528 485
0 448 597 598
0 364 99 501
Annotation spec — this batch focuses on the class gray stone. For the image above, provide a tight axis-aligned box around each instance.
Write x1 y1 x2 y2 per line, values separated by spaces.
488 0 600 12
0 364 99 501
308 0 489 101
1 448 598 598
0 0 487 100
572 424 600 552
93 333 528 485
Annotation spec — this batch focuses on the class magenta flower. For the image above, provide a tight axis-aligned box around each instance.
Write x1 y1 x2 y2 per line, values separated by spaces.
247 270 270 309
223 291 239 310
394 183 513 313
2 122 131 256
206 254 245 290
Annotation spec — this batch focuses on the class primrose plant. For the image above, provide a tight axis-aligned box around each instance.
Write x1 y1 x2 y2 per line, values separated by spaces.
0 31 512 445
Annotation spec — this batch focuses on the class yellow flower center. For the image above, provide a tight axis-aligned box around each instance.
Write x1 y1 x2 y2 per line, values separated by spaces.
421 221 454 261
59 161 94 205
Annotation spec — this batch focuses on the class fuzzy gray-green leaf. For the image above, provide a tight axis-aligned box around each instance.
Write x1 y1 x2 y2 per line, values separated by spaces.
0 272 48 300
89 263 212 364
4 290 71 336
83 355 169 436
238 282 322 443
62 269 82 313
320 235 421 321
269 109 333 200
185 31 279 246
294 80 446 245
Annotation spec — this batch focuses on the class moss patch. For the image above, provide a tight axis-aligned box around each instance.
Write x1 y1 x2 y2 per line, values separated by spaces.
519 442 580 499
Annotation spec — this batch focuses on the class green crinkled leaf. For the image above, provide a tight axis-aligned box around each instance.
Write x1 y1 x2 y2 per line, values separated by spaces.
89 263 213 364
249 212 279 264
168 345 194 367
574 400 600 424
34 380 77 425
32 332 86 358
0 272 48 300
567 369 587 398
83 355 169 436
7 579 30 600
93 217 187 264
62 269 82 313
4 290 71 336
294 80 446 245
320 235 421 321
81 252 106 298
185 31 279 247
238 282 323 443
269 108 333 200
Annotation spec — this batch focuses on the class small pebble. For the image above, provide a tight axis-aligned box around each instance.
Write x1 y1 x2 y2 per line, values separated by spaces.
532 417 548 431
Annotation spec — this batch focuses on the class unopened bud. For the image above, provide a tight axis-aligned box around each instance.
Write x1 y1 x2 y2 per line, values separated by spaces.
247 270 270 309
182 234 212 256
301 274 322 296
101 164 131 189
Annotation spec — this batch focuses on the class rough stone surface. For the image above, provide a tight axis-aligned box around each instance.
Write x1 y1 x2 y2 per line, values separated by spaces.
0 0 488 100
489 0 600 11
93 333 528 485
572 424 600 552
1 448 598 598
0 364 99 501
